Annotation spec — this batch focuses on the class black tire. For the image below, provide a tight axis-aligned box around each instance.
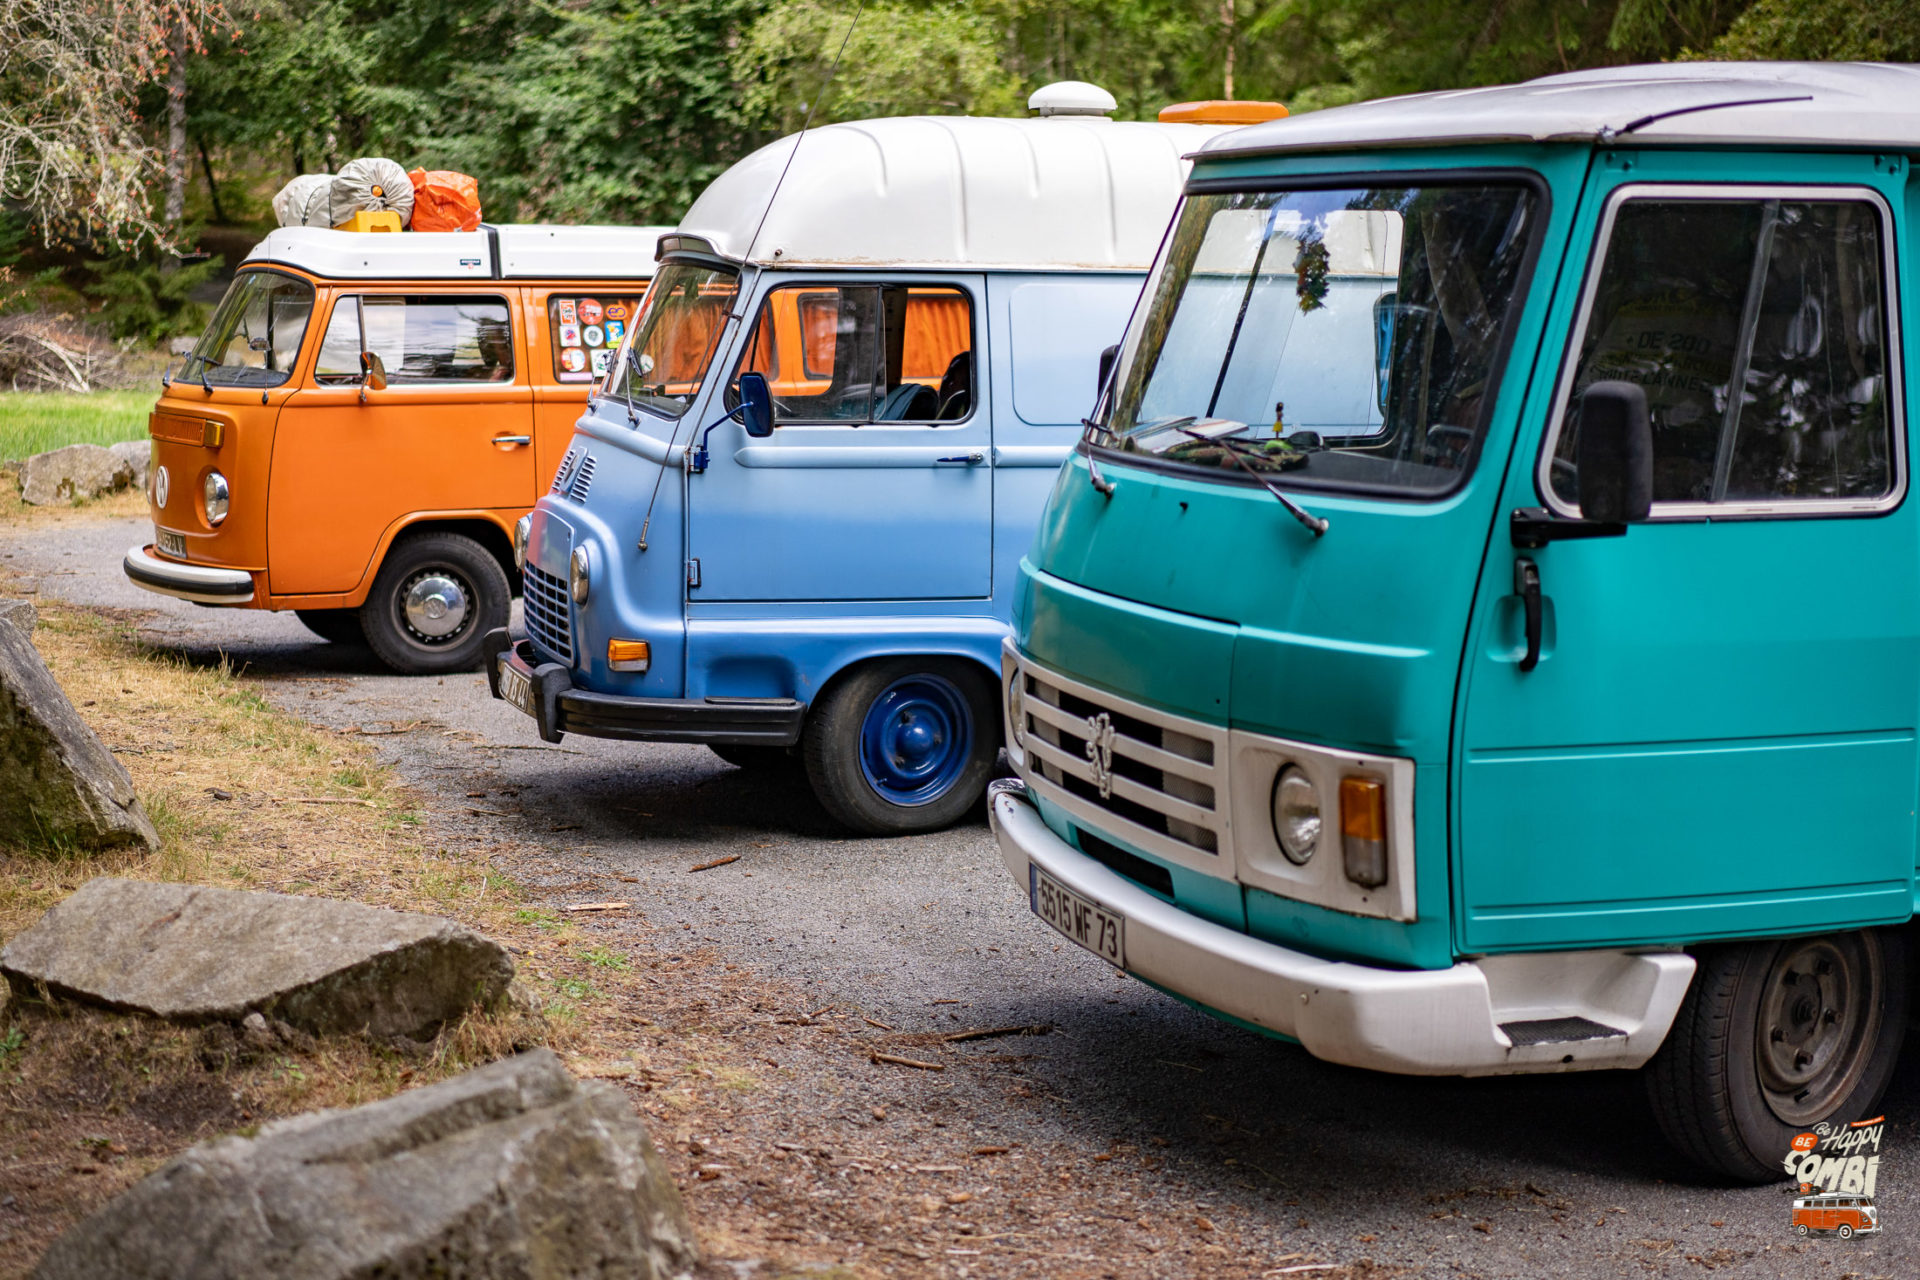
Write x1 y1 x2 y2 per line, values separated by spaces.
295 608 364 645
801 656 998 836
1796 1224 1810 1237
710 744 799 771
1645 928 1908 1183
358 532 509 675
1838 1224 1853 1239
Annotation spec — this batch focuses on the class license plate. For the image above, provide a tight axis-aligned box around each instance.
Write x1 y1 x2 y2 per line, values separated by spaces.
155 528 186 559
1031 865 1125 967
498 659 535 716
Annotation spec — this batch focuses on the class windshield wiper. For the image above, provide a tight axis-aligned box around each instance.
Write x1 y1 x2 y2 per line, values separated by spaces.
1176 427 1328 538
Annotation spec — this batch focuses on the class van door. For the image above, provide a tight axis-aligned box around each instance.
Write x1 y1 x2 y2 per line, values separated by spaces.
269 290 534 595
1458 159 1919 952
685 276 991 601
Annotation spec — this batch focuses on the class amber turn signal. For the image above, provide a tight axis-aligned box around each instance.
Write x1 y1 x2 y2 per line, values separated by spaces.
1339 776 1388 889
607 638 651 672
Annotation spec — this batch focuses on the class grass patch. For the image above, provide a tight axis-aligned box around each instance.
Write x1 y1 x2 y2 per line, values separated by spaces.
0 390 154 461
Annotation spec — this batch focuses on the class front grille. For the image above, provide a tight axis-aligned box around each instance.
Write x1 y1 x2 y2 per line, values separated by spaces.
550 447 579 493
522 562 574 663
1014 657 1227 862
566 454 597 502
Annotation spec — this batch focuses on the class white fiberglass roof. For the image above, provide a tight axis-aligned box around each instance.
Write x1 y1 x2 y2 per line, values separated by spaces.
677 115 1227 271
1204 62 1920 159
243 224 674 281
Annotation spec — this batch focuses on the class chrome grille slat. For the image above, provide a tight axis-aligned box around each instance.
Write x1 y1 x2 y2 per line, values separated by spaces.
566 454 596 502
1012 653 1230 865
522 561 574 663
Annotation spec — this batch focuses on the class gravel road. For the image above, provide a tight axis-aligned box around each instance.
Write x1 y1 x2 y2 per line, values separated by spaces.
6 511 1916 1279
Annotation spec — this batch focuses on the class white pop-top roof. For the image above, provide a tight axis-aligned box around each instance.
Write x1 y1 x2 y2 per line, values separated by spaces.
676 112 1227 271
1204 61 1920 159
242 223 675 281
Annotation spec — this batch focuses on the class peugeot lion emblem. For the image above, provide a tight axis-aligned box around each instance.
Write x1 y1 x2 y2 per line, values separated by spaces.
1084 711 1117 799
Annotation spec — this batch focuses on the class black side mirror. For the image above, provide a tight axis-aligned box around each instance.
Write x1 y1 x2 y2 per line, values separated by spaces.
739 371 774 438
1096 344 1119 399
1576 381 1652 523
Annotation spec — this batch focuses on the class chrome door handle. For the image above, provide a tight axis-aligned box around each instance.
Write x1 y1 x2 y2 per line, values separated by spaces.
935 451 985 465
492 435 532 446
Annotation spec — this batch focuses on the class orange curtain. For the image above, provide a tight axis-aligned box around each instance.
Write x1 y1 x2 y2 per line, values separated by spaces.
903 293 969 379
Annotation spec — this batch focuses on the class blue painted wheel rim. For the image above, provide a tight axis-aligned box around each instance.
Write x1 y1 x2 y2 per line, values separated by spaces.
858 674 973 807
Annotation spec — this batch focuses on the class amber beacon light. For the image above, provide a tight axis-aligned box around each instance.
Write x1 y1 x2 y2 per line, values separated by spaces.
1158 100 1290 125
1340 776 1388 889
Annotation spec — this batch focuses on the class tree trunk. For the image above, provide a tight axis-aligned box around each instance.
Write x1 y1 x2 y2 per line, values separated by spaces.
162 21 188 270
197 139 228 225
1221 0 1236 100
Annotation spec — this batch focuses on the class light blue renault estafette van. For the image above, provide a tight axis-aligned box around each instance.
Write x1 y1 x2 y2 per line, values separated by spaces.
989 61 1920 1180
486 85 1252 834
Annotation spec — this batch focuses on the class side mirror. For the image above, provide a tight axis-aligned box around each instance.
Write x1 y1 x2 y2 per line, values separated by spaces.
1575 380 1652 523
359 351 388 392
1096 344 1119 399
738 371 774 438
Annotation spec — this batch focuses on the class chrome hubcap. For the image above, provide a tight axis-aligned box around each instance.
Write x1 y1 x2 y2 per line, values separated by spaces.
401 572 470 642
1756 935 1882 1125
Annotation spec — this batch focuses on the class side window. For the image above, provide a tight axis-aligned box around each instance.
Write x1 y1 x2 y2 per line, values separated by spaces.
1550 193 1894 509
314 295 515 385
737 284 973 424
548 294 641 382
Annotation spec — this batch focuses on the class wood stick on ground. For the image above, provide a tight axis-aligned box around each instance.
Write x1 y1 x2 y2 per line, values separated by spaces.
871 1052 944 1072
564 901 630 913
274 797 376 807
942 1024 1052 1043
689 855 740 872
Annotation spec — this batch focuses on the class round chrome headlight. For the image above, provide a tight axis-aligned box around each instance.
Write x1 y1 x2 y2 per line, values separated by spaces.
203 471 230 525
514 515 531 570
569 545 591 604
1006 675 1026 747
1271 765 1321 865
153 465 170 508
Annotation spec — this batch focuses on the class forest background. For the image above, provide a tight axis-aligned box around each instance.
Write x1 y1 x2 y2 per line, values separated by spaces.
3 0 1920 362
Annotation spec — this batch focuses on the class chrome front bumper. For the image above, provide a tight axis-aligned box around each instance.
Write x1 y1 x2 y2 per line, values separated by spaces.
122 545 255 605
988 778 1695 1077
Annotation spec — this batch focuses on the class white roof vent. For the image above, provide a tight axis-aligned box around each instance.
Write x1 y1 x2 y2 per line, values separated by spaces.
1028 81 1117 118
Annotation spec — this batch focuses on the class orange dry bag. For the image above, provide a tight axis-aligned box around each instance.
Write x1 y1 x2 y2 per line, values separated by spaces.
407 169 483 232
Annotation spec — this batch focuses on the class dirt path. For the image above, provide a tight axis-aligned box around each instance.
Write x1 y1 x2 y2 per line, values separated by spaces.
3 512 1915 1279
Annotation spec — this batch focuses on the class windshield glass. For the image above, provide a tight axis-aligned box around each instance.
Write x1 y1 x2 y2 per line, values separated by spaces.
1103 182 1540 495
603 262 740 419
184 270 315 387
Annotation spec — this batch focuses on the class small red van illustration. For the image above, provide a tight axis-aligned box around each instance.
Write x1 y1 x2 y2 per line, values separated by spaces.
1792 1192 1879 1238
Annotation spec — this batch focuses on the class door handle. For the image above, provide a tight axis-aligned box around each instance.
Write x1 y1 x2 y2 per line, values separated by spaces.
936 451 985 465
492 435 532 446
1514 557 1542 672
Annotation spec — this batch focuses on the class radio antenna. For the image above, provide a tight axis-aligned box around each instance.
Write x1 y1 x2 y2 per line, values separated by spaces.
635 0 867 555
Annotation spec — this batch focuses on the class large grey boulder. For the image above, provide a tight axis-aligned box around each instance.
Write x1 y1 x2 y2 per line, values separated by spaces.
18 443 134 505
0 613 158 852
0 599 35 635
33 1049 698 1280
109 439 152 491
1 878 513 1037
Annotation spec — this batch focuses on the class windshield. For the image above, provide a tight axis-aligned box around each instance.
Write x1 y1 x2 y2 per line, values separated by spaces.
183 270 315 387
1103 182 1540 495
603 262 740 419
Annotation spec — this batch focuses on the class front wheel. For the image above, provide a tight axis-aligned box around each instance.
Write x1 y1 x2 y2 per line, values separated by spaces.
1838 1224 1853 1240
359 532 509 675
1645 929 1908 1183
802 657 997 835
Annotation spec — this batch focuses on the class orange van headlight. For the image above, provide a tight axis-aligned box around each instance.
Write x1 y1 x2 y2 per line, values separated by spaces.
607 638 650 672
203 471 230 525
1339 775 1388 888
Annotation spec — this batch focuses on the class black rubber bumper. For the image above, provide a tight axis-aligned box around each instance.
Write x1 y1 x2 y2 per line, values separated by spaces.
483 629 805 747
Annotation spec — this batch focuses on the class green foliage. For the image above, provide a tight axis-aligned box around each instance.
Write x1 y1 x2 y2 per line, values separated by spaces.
83 254 224 343
1705 0 1920 60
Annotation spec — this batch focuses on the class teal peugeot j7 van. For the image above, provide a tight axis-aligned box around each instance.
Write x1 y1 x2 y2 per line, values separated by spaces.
989 61 1920 1181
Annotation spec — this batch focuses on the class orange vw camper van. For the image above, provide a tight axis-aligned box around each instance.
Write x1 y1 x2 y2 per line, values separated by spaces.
124 224 669 673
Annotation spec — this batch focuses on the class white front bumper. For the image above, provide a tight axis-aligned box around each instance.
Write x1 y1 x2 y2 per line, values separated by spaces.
122 545 255 605
990 780 1695 1077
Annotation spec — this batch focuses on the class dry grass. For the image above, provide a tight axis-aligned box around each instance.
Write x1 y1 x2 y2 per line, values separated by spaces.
0 598 670 1275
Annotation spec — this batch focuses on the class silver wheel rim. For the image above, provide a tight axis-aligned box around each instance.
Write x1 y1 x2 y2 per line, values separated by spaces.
1755 934 1883 1125
399 570 473 645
